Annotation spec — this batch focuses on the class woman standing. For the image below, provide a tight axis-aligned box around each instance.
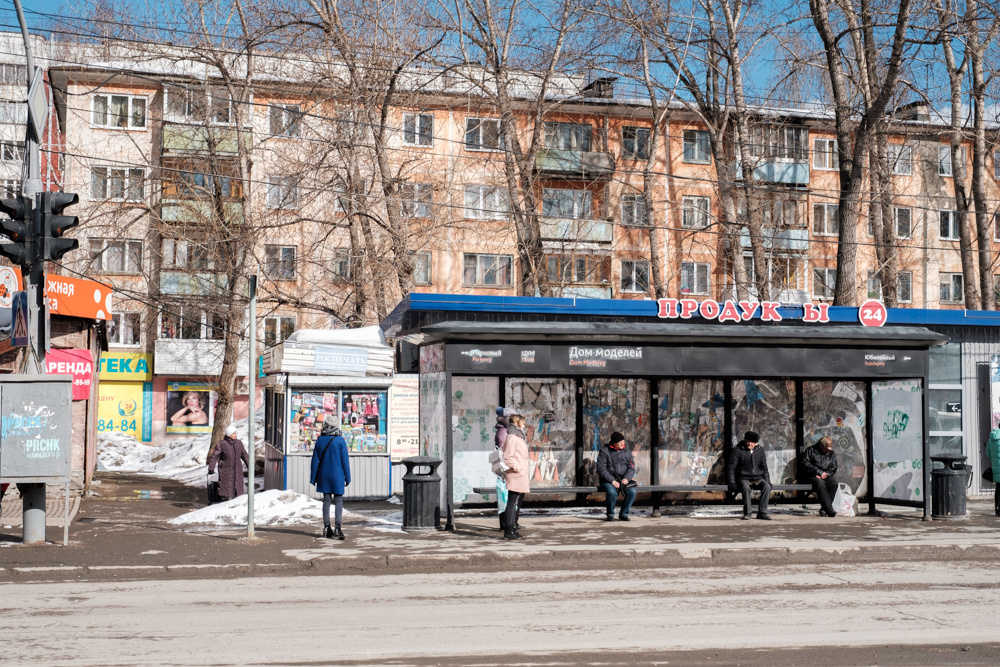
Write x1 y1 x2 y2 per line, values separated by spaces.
501 414 530 540
987 428 1000 517
207 424 249 501
311 416 351 539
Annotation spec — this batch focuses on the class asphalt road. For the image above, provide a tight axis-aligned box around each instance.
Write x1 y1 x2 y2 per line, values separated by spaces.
5 560 999 666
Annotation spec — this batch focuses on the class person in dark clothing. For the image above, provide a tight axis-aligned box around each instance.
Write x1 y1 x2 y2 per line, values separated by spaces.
803 436 839 517
311 416 351 539
208 425 250 502
596 431 638 521
726 430 772 520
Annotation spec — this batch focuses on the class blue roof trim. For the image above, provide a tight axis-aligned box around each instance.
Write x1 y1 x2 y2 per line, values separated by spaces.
407 293 1000 327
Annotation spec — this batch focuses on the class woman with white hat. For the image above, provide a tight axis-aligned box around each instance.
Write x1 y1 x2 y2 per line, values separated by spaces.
208 424 250 502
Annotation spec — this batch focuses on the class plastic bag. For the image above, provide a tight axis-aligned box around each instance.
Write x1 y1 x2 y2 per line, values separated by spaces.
832 482 856 517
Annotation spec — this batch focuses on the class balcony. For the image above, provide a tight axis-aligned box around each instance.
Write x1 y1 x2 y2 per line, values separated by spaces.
535 150 616 180
739 227 809 251
739 160 810 185
163 124 253 155
549 285 612 299
539 217 613 244
160 271 229 297
155 338 249 376
161 199 244 224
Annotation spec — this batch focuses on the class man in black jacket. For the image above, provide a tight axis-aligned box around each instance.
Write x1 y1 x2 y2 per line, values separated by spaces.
803 436 839 517
597 431 637 521
726 430 772 520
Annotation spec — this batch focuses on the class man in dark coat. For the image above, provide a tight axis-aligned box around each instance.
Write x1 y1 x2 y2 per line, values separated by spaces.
726 430 772 520
803 436 839 517
596 431 637 521
208 424 250 501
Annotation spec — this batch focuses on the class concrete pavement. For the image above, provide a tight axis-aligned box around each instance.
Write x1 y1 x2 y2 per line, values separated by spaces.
2 471 1000 582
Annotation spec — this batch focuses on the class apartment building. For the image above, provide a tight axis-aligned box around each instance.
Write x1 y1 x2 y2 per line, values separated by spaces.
13 36 997 444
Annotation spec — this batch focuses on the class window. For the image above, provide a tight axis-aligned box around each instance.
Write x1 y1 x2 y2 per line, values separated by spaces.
162 160 243 200
403 113 433 146
813 138 838 170
264 316 296 347
267 175 300 210
620 260 649 293
0 102 26 124
938 145 966 177
546 254 610 285
888 143 912 175
682 130 711 164
747 125 808 160
994 212 1000 242
994 150 1000 180
939 210 958 240
269 103 302 137
813 267 836 299
92 94 146 129
465 117 501 151
621 194 649 227
899 271 912 303
161 238 223 271
680 262 710 295
90 239 142 274
0 63 26 84
813 203 839 235
867 269 882 299
463 253 513 286
265 245 296 280
464 185 509 220
940 273 964 303
91 167 145 202
765 199 800 227
894 207 911 239
160 305 205 340
412 251 432 285
681 196 711 229
542 188 591 219
544 122 591 151
108 312 141 346
167 86 231 124
331 248 351 281
622 126 651 160
400 182 433 218
0 141 22 162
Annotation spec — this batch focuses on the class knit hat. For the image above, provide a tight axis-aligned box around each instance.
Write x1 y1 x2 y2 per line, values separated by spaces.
744 430 760 443
225 424 237 437
496 406 514 417
609 431 625 446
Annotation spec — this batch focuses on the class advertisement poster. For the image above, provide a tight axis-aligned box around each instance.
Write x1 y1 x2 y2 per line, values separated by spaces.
990 355 1000 428
341 391 387 453
389 375 420 463
872 379 924 501
657 379 726 486
451 377 499 502
44 348 95 401
288 390 338 453
582 378 650 486
505 377 576 488
165 382 216 434
420 372 447 460
98 382 154 442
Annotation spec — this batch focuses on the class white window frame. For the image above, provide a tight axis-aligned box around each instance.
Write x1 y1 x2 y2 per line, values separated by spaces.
161 238 221 271
813 203 839 236
1 179 18 198
544 122 591 151
993 212 1000 242
898 271 913 304
813 267 837 300
464 185 509 220
159 304 208 340
403 112 434 147
994 150 1000 181
940 272 964 303
680 262 710 295
90 238 143 274
462 253 513 287
412 251 432 285
265 245 297 280
681 196 711 229
400 182 433 218
266 175 300 210
0 102 26 125
894 207 912 239
813 138 838 170
888 143 912 175
0 140 23 162
867 269 883 300
938 145 966 177
90 166 146 202
622 126 651 161
939 210 958 241
620 194 649 227
620 259 649 293
542 188 592 220
330 248 352 282
108 312 142 347
464 117 502 151
682 130 711 164
269 103 302 137
264 316 296 347
92 93 147 130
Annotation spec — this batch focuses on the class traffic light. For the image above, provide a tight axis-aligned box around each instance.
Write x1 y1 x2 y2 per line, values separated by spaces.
0 195 32 266
41 191 79 262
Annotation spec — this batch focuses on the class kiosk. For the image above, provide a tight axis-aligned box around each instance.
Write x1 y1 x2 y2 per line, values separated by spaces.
384 294 947 529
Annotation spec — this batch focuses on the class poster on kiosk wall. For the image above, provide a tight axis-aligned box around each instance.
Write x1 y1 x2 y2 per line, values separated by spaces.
165 382 216 434
990 356 1000 429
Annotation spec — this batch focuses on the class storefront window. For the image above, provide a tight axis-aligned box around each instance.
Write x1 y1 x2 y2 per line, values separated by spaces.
731 380 796 483
452 377 500 502
506 378 576 487
287 390 388 454
803 381 867 493
288 390 339 453
582 379 651 486
657 379 725 485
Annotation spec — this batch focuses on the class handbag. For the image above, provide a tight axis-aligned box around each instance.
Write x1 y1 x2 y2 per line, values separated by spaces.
489 448 510 476
983 466 994 482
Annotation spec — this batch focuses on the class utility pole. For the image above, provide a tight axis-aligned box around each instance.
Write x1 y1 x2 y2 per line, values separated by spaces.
247 275 257 538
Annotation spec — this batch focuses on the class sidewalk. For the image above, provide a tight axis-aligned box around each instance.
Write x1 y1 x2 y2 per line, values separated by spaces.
2 471 999 581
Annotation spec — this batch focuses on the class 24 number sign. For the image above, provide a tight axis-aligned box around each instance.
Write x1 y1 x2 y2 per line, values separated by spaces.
859 299 887 327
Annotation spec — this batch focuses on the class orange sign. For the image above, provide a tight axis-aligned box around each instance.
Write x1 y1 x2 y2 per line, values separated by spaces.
45 274 113 321
0 266 24 308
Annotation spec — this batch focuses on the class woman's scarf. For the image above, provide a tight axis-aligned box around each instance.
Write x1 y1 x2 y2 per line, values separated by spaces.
507 425 526 441
321 422 341 437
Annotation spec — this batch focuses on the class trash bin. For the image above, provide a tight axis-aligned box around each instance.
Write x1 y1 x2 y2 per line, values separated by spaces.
930 455 970 520
401 456 442 532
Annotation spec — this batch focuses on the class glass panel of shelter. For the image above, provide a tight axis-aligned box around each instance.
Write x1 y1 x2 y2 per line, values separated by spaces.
505 378 577 487
581 379 651 486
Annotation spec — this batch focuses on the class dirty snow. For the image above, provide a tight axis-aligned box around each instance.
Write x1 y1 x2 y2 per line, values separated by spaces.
167 489 402 531
97 410 265 487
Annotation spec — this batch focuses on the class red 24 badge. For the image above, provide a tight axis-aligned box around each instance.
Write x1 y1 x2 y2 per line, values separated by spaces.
858 300 887 327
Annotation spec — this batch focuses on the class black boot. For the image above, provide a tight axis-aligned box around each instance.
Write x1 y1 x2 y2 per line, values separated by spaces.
334 524 345 540
324 524 334 539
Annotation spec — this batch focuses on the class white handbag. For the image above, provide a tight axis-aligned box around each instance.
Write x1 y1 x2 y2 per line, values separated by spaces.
489 448 510 476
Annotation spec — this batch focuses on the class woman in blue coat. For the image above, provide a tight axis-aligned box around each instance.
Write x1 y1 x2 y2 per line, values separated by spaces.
311 417 351 539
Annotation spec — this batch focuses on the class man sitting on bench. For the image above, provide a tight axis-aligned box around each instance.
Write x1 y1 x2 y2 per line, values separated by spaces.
804 436 839 517
727 430 772 521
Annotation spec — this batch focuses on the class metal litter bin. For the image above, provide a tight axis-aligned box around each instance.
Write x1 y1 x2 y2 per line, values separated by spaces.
401 456 442 532
930 455 970 520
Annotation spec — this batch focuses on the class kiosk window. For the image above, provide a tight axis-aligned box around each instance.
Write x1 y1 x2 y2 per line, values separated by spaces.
287 390 388 454
657 379 725 486
731 380 797 483
505 377 576 487
582 379 651 486
803 380 867 493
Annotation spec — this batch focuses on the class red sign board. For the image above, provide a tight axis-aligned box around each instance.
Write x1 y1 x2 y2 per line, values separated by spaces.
656 298 831 323
45 348 95 400
858 300 887 327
